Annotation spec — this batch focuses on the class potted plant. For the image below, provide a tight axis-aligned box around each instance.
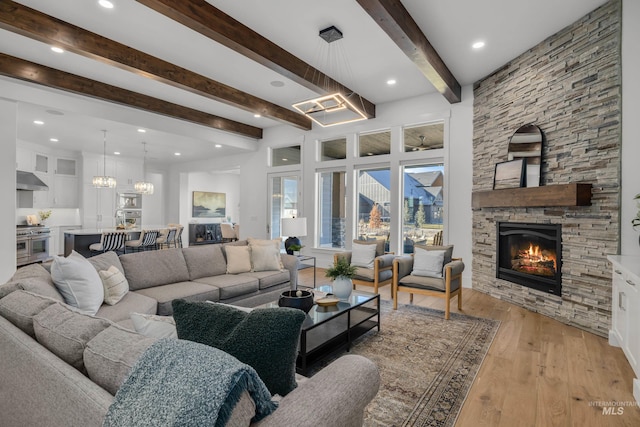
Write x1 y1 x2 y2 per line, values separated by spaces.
325 257 357 300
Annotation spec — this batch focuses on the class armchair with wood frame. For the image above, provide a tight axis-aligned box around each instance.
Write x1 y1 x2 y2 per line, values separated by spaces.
333 239 395 294
392 244 464 319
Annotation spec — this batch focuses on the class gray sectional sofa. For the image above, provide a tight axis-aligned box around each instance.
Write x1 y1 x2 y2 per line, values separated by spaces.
0 242 381 426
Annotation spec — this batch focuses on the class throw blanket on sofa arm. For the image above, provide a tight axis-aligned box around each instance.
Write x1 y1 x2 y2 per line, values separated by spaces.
103 338 277 427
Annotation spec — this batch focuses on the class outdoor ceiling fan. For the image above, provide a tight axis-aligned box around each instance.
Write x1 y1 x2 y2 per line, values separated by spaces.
412 135 427 151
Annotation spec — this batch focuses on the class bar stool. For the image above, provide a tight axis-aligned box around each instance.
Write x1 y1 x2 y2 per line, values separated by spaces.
89 231 127 255
126 229 160 252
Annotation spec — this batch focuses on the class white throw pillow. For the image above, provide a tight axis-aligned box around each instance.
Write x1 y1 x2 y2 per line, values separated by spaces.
130 313 177 339
413 248 445 278
225 245 252 274
99 265 129 305
51 251 104 315
251 244 282 272
351 242 377 269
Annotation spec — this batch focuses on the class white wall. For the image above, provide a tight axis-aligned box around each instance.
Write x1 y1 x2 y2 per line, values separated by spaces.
1 99 18 282
621 0 640 255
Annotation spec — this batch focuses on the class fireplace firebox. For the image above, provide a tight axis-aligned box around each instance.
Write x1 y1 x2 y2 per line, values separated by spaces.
496 222 562 295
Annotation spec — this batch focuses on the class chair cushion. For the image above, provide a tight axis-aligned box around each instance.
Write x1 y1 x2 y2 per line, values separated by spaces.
51 251 104 315
351 242 378 269
33 303 112 374
225 245 252 274
84 324 157 395
413 248 445 278
99 266 129 305
353 239 385 256
398 274 460 293
172 300 305 396
414 244 454 265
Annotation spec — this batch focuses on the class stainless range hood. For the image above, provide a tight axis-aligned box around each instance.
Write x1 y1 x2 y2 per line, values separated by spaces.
16 170 49 191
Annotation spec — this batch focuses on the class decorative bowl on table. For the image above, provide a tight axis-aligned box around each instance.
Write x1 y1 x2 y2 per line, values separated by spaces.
278 290 314 313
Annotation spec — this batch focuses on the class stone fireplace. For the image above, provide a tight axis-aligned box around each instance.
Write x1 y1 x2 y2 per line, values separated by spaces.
471 0 621 337
496 222 562 296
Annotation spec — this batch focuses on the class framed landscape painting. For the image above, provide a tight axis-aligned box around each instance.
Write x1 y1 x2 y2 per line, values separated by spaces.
192 191 226 218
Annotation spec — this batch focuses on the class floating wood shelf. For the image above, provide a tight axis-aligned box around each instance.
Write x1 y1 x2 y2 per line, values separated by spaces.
472 183 592 208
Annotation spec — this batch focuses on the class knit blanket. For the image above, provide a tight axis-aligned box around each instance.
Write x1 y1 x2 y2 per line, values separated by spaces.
103 338 277 427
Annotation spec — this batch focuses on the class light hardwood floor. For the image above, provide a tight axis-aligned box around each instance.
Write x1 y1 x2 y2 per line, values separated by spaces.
298 268 640 427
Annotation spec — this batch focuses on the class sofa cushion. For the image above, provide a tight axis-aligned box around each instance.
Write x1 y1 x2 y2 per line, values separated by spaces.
0 290 57 337
7 263 64 301
84 324 157 395
33 303 112 374
225 245 252 274
172 300 305 396
134 281 220 316
119 248 190 291
181 245 227 280
96 291 157 323
130 313 177 339
192 275 259 300
99 266 129 305
239 270 290 290
51 251 104 315
87 251 125 275
251 244 282 272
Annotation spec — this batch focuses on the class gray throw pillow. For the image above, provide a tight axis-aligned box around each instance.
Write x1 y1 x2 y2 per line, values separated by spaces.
172 299 305 396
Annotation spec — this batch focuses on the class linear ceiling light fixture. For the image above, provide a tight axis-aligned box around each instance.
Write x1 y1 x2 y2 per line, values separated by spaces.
292 26 368 127
135 141 154 195
93 130 117 188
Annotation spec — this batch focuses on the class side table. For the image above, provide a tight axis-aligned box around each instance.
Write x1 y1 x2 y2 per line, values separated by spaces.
295 255 316 288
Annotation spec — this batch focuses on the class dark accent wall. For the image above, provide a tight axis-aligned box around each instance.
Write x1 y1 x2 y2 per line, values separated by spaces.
471 0 621 337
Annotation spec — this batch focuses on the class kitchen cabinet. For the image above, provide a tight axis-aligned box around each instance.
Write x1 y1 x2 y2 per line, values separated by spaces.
608 255 640 405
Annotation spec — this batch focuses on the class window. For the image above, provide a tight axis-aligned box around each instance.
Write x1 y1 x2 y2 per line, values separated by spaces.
403 122 444 152
320 137 347 161
317 170 346 249
269 174 299 240
356 167 390 246
271 145 301 167
401 163 444 253
358 130 390 157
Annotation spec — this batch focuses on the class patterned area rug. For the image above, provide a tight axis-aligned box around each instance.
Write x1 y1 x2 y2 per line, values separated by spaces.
312 301 500 427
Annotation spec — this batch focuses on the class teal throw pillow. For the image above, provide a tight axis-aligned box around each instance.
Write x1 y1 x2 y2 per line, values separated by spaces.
172 300 305 396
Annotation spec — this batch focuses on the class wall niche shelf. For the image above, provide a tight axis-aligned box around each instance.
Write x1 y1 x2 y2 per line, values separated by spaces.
472 183 592 208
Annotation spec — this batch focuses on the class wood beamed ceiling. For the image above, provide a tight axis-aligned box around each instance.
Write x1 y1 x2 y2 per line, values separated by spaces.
0 0 462 141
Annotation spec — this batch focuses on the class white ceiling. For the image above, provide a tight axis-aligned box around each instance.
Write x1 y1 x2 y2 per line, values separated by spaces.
2 0 608 166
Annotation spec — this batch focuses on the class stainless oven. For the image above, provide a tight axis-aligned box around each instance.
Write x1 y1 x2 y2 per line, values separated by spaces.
17 226 51 267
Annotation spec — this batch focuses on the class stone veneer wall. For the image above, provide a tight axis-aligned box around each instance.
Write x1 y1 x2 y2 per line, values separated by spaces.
472 0 621 337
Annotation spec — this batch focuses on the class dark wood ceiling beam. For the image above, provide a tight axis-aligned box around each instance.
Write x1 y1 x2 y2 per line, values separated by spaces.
356 0 461 104
135 0 376 119
0 53 263 139
0 0 310 131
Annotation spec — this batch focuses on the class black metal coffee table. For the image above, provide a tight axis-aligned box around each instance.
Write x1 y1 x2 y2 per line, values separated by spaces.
263 288 380 375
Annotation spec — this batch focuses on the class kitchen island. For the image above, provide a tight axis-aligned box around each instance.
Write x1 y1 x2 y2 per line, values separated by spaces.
63 228 144 257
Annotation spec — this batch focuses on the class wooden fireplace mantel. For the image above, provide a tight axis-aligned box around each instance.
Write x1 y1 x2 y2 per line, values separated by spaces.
472 183 592 208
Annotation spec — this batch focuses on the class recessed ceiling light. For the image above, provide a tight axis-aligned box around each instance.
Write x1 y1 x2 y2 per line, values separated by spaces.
98 0 114 9
137 128 146 133
33 120 44 125
51 47 64 53
386 79 397 86
214 144 222 148
472 41 485 49
174 152 181 156
254 114 261 118
49 138 58 142
113 151 121 155
270 81 285 87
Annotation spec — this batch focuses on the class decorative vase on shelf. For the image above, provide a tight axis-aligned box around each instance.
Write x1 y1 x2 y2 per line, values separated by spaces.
332 276 353 300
